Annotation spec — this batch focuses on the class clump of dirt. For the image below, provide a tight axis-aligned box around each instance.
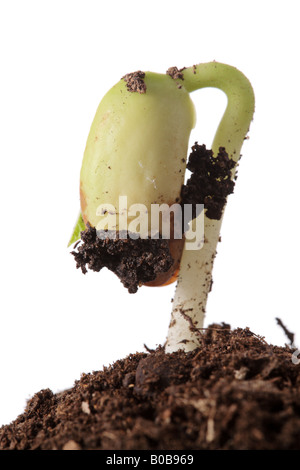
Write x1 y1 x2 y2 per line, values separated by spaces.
181 143 236 221
71 228 174 294
1 324 300 450
166 66 185 80
122 71 147 94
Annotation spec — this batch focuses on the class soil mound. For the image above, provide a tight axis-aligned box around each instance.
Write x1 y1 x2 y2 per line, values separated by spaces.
1 324 300 450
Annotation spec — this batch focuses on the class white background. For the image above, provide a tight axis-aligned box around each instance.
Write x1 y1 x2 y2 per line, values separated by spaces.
0 0 299 427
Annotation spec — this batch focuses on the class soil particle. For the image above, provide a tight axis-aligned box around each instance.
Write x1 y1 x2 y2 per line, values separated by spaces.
71 227 174 293
166 66 185 80
1 324 300 450
122 71 146 94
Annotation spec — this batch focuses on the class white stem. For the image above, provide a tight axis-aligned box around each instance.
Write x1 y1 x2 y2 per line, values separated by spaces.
166 217 221 352
165 62 255 353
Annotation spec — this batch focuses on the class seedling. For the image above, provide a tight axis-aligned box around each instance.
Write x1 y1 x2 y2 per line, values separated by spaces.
70 62 255 353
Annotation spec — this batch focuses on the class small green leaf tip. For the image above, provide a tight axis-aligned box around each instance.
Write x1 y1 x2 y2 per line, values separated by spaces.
68 212 86 247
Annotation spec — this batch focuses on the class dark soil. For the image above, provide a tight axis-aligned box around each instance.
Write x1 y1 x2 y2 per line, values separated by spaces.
1 324 300 450
71 228 174 293
181 143 236 221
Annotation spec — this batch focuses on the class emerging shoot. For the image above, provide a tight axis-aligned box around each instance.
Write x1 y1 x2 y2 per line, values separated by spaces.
70 62 255 352
165 63 255 352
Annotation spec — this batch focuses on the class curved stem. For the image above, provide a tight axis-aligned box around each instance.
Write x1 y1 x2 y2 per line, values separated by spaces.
165 62 255 353
183 62 255 159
